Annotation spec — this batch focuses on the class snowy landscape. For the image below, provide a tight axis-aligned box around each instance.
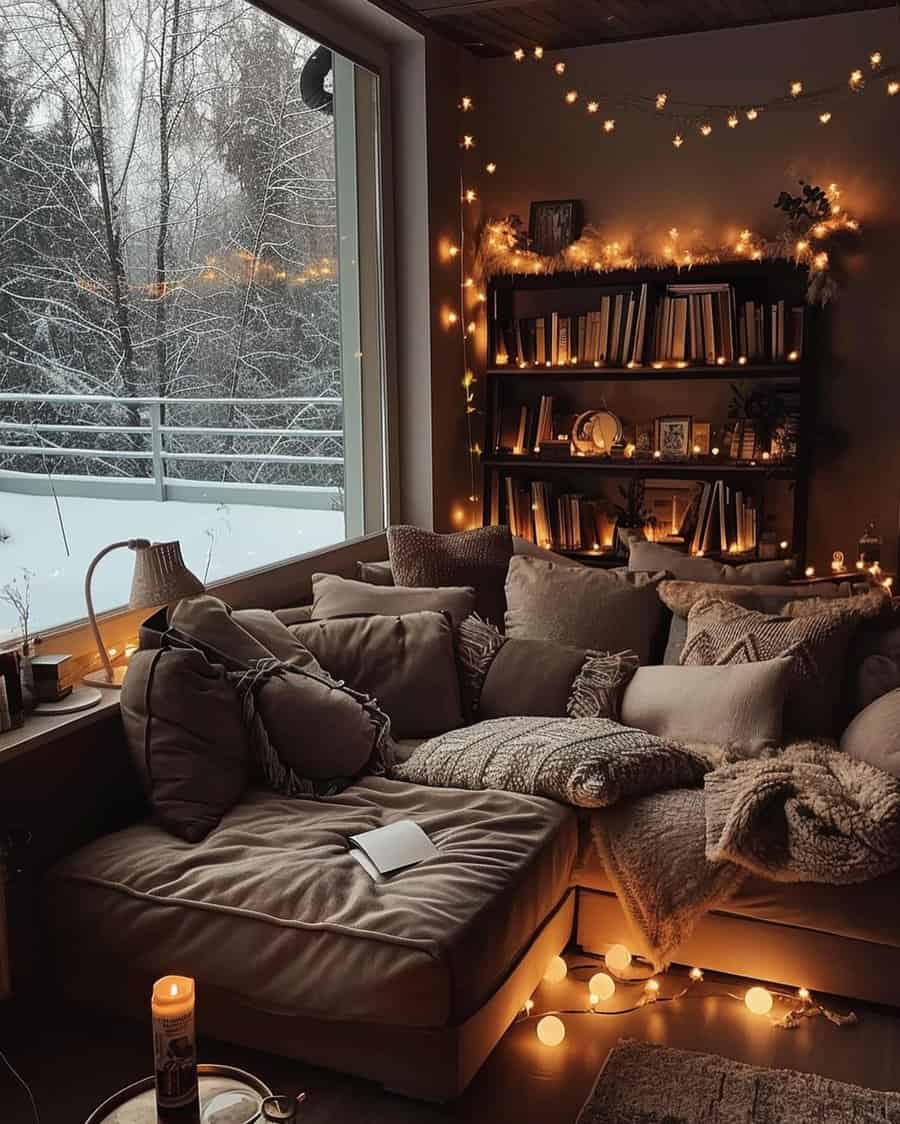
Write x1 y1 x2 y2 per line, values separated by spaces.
0 0 349 641
0 493 345 640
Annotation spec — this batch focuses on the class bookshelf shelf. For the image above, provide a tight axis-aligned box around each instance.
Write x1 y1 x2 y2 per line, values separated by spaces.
484 456 797 480
487 362 805 382
483 261 819 565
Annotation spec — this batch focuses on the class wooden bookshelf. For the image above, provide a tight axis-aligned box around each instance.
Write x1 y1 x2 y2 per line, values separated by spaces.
483 261 820 565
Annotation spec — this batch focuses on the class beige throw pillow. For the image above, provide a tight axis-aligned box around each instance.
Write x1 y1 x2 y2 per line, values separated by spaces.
621 660 791 759
311 573 476 626
841 688 900 778
679 597 856 737
628 540 793 584
504 555 665 665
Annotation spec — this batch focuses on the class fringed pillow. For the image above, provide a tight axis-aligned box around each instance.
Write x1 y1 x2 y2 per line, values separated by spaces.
456 614 638 722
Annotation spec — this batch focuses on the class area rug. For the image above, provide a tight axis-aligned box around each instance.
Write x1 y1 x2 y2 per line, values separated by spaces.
576 1040 900 1123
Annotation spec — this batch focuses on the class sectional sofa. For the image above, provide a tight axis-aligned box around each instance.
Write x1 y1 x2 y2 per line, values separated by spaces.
41 544 900 1102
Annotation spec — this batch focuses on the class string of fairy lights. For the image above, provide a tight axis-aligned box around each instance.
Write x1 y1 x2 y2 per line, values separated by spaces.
523 946 857 1049
511 43 899 148
449 38 890 520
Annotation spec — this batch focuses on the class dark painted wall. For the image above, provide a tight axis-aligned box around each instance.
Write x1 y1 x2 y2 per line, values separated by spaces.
474 8 900 570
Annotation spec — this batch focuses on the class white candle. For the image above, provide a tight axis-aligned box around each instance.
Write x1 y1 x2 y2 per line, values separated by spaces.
152 976 199 1116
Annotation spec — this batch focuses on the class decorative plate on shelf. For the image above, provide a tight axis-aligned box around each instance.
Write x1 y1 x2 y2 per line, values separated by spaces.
571 409 623 455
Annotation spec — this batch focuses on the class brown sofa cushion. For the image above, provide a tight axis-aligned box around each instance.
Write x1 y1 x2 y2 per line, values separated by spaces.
628 540 794 584
45 780 577 1027
311 573 476 626
290 612 463 738
456 614 637 722
387 524 513 627
169 595 390 793
504 555 666 665
679 597 856 737
121 648 250 842
841 688 900 779
356 560 395 586
621 660 791 759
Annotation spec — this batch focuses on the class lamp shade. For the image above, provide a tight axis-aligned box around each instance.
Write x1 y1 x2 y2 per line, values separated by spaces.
128 541 204 609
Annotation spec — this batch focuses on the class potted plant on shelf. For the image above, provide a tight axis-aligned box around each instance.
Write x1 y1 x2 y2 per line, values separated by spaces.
608 478 656 557
1 570 35 713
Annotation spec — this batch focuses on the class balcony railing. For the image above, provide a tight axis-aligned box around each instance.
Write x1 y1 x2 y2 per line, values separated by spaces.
0 393 344 511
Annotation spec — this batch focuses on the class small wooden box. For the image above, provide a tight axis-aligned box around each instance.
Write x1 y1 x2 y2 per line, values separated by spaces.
31 654 75 703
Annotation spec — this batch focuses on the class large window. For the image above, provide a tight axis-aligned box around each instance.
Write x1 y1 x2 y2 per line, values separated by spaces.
0 0 386 639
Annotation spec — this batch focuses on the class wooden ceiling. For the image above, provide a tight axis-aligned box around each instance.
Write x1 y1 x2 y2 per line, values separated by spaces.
398 0 897 57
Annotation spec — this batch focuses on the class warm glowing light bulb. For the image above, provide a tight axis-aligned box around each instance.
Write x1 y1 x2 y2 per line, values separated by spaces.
555 61 566 75
727 113 739 128
798 987 811 1002
805 565 816 578
870 51 883 68
689 967 704 982
645 979 660 995
536 1015 566 1046
745 987 774 1015
565 90 578 104
589 973 616 1002
711 447 720 456
606 945 632 974
738 355 747 365
587 100 599 114
513 48 525 61
819 111 832 124
462 134 475 149
655 92 668 109
603 118 616 133
533 46 544 59
544 956 568 983
460 96 472 111
524 997 535 1013
788 350 799 361
485 162 497 174
464 188 477 204
700 122 712 136
813 251 829 270
746 107 759 120
780 541 789 551
447 311 458 324
448 245 459 257
672 133 684 148
692 444 702 455
653 449 662 459
716 355 726 365
790 81 803 97
849 68 865 90
888 81 899 96
796 240 809 253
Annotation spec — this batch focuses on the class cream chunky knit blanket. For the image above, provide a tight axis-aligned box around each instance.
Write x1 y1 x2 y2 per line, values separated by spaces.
592 743 900 968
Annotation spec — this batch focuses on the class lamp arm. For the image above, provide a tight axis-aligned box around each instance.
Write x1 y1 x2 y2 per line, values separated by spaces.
84 540 142 684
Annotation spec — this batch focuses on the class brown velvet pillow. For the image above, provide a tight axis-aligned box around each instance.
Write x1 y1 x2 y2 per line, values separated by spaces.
121 648 250 842
679 597 857 737
311 573 476 626
169 595 391 794
290 612 463 738
387 524 513 627
456 614 638 722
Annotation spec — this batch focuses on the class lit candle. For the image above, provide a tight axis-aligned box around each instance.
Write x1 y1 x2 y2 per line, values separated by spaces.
152 976 199 1117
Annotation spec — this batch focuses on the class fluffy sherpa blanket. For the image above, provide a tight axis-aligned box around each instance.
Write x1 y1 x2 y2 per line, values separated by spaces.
592 743 900 968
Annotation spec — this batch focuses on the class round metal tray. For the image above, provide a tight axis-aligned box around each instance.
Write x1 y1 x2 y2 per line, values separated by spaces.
84 1064 272 1124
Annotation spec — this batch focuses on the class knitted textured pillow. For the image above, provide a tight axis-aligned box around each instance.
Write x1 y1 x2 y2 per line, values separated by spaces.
456 614 638 722
387 524 513 627
679 597 857 737
392 716 709 808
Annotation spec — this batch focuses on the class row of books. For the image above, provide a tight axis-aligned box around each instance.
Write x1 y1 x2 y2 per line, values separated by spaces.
681 480 760 556
496 284 649 368
495 477 610 550
493 284 804 367
493 397 570 455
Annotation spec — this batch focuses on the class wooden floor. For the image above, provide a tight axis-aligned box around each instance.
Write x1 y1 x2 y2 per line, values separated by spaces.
3 957 900 1124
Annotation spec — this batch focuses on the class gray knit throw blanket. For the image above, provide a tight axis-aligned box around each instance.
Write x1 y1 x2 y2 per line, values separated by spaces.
592 742 900 969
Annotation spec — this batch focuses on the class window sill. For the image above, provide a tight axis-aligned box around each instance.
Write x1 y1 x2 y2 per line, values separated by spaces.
0 691 121 767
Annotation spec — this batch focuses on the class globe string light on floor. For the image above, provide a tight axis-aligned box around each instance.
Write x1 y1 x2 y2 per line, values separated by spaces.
522 950 858 1046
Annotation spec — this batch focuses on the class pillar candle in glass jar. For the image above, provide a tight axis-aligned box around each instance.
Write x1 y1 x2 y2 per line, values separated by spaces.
152 975 199 1120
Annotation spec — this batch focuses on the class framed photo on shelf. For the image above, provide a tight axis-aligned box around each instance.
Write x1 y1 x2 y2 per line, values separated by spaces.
635 421 654 454
657 415 692 460
529 199 583 256
692 420 711 455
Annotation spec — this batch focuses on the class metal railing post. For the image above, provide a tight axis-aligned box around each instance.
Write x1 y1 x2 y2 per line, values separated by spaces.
148 403 166 501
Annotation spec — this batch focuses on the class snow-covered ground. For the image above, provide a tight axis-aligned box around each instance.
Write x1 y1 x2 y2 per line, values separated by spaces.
0 492 345 641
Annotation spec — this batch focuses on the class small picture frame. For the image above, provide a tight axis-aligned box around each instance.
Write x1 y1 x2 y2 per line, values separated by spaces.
529 199 583 257
692 420 711 456
635 421 654 453
657 415 692 460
